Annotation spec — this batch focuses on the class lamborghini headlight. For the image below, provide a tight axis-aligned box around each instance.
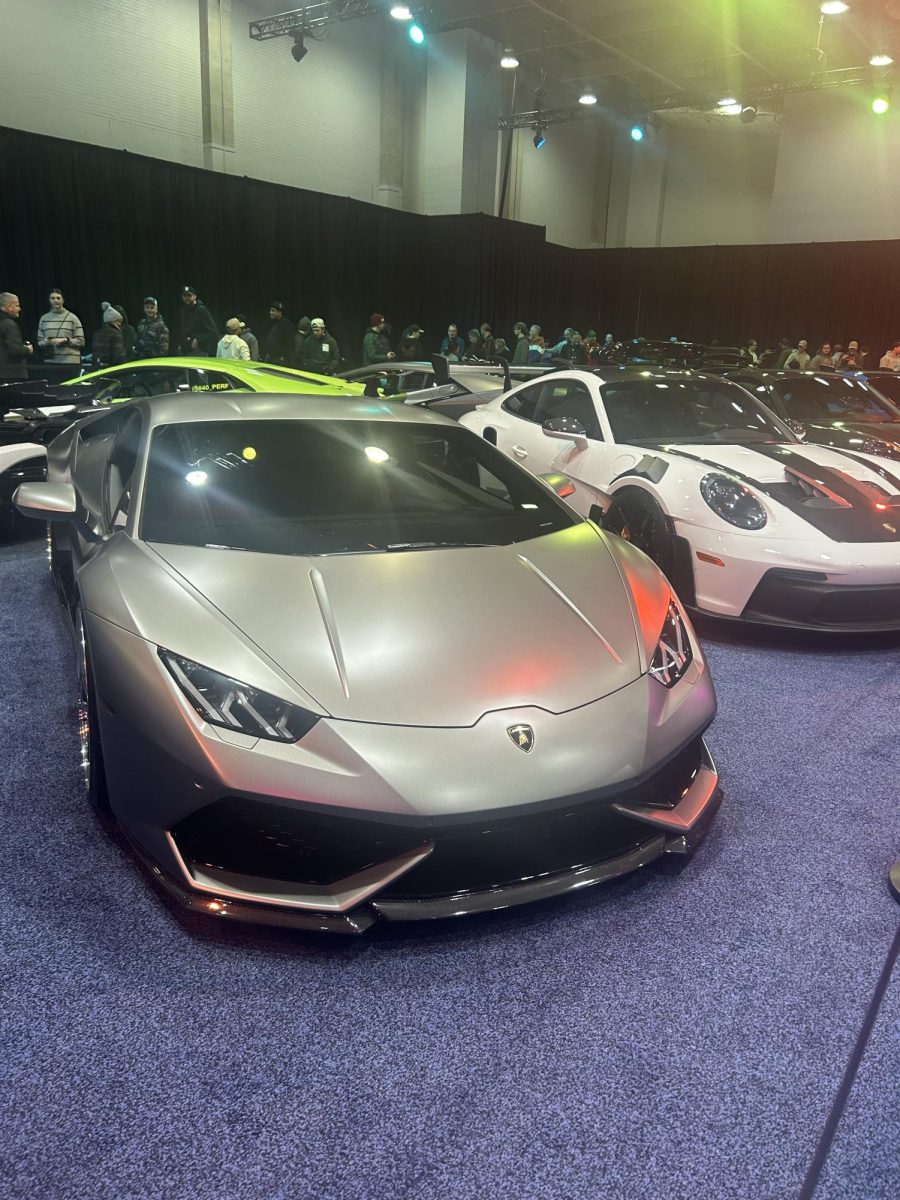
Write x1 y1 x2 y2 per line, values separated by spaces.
700 472 767 529
649 601 694 688
159 650 319 742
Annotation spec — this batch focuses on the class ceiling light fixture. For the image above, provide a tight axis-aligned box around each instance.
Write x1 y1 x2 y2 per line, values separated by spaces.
291 32 308 62
740 104 758 123
408 21 425 44
718 101 743 115
500 48 519 69
390 4 412 17
717 96 738 107
579 87 598 105
533 126 546 149
630 122 645 142
870 53 894 67
819 1 849 13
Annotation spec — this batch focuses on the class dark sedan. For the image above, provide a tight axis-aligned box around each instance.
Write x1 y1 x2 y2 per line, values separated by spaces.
724 369 900 461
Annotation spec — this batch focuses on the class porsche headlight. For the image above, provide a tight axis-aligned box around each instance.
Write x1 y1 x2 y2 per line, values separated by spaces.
159 650 319 742
649 601 694 688
700 472 767 529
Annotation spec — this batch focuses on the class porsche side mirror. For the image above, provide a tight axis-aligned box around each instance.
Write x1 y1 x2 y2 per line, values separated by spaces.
14 481 79 522
784 418 808 442
543 416 589 449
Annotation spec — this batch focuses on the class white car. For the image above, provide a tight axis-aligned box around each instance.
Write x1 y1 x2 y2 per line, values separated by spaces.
460 368 900 631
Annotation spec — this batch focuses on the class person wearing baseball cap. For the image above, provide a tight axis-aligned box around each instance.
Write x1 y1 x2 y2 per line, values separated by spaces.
265 301 294 366
397 323 424 360
362 312 395 365
178 285 218 356
297 316 340 375
135 296 170 358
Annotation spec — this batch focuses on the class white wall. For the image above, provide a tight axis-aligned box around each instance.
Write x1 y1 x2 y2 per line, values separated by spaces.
509 114 608 248
231 0 385 204
0 0 203 164
770 88 900 243
659 120 778 247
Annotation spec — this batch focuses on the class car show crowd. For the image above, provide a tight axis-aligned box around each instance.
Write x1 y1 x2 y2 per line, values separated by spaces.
3 284 900 383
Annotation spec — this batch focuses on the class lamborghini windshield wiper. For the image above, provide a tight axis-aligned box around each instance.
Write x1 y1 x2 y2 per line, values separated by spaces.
384 540 497 552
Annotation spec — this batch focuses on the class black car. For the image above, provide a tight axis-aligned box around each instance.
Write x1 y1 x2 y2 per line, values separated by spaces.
723 369 900 462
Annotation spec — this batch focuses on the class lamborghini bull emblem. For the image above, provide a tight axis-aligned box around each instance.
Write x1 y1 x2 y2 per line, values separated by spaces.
507 724 535 753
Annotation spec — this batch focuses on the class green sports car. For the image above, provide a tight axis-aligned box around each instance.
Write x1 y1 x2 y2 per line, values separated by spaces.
62 357 365 403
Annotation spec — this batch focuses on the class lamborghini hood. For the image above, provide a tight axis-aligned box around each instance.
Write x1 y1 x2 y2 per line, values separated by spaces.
147 523 645 726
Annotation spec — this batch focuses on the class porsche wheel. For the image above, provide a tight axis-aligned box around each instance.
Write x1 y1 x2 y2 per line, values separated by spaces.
75 610 110 813
604 490 675 579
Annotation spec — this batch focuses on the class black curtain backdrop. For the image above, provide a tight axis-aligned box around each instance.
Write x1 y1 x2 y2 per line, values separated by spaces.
2 124 900 365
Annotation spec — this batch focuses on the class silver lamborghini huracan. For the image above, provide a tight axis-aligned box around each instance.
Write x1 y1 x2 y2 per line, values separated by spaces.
15 394 720 933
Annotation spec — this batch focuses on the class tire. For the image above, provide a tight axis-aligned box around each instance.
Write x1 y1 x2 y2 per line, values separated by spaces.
603 490 676 580
75 610 111 813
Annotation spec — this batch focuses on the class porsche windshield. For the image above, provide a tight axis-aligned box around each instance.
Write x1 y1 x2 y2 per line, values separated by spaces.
771 375 900 423
601 379 791 444
140 419 576 554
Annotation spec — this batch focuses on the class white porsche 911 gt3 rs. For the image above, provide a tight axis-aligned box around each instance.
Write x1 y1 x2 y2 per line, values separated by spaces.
460 368 900 631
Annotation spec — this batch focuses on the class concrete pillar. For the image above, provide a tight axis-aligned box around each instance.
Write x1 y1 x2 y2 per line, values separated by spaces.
423 29 501 215
199 0 235 172
378 36 405 209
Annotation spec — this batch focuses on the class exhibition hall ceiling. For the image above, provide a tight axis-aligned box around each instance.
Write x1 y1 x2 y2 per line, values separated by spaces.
438 0 900 107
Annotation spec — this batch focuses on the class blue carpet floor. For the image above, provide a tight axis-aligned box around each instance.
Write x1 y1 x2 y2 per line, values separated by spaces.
1 527 898 1200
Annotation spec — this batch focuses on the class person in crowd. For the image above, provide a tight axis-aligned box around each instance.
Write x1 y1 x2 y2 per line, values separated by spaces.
784 339 811 370
555 329 587 365
879 340 900 370
492 337 510 361
582 330 600 364
527 331 545 364
837 345 861 371
511 321 529 365
809 342 834 370
363 313 394 365
830 343 844 367
265 301 295 366
293 316 311 368
0 292 33 379
439 323 465 360
547 327 575 357
299 317 340 375
92 301 126 368
216 318 250 361
859 344 871 368
37 288 85 366
397 324 424 360
774 337 792 368
113 303 137 359
462 329 484 360
135 296 169 358
479 322 495 359
235 315 259 361
178 286 218 356
742 338 760 366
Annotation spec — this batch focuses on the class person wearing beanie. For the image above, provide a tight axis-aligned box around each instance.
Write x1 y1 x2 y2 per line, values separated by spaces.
178 285 218 356
36 288 85 366
293 316 312 369
362 313 394 365
265 301 295 366
236 314 259 362
135 296 170 358
91 301 126 368
297 317 340 375
216 318 250 361
113 302 137 359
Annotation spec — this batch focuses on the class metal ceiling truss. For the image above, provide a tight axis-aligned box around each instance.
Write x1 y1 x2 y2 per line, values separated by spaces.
249 1 380 40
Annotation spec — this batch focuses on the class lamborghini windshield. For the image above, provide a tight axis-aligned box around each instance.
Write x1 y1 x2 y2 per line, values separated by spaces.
601 378 792 445
140 419 576 554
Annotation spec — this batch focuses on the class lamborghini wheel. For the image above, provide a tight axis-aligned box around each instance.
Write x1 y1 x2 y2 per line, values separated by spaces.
75 610 110 813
